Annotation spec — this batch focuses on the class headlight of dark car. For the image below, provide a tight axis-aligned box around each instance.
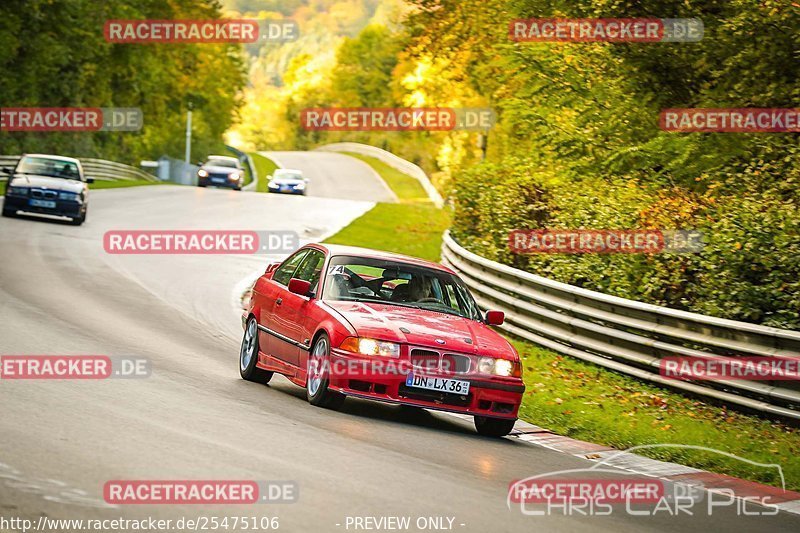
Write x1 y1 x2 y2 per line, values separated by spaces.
58 191 81 201
7 186 28 196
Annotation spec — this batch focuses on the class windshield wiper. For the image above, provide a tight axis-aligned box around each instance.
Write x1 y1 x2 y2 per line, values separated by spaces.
414 305 466 318
362 299 468 318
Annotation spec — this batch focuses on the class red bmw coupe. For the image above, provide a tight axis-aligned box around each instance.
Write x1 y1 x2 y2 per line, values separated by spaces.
239 244 525 437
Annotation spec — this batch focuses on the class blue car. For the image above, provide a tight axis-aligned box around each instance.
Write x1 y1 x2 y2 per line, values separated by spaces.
267 169 309 195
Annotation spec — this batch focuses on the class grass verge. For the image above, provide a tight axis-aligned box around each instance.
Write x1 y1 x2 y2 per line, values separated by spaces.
90 179 169 190
324 151 800 491
249 153 279 193
342 152 431 203
325 203 450 261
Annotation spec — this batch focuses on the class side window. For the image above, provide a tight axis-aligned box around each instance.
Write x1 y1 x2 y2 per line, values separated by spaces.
444 284 461 311
272 250 308 286
294 250 326 292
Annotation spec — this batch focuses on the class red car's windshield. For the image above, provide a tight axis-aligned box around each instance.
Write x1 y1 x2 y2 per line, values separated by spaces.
323 255 483 321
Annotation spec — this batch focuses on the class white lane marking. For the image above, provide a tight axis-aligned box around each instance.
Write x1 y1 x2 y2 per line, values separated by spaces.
0 460 115 510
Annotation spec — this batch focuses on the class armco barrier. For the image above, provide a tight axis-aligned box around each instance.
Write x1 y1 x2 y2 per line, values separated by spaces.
0 155 157 182
441 231 800 420
315 143 444 207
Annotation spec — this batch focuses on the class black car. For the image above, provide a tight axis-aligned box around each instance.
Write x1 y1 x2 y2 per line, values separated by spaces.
196 155 244 190
2 154 93 226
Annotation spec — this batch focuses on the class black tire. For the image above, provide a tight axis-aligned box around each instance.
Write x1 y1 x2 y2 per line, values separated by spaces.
2 207 16 218
306 333 345 409
197 183 207 188
240 317 273 384
474 416 516 437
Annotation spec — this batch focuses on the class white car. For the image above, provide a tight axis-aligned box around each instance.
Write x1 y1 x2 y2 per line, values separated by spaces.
267 169 309 196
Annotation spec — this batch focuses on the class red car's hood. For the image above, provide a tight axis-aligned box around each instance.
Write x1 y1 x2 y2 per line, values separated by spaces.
324 300 516 360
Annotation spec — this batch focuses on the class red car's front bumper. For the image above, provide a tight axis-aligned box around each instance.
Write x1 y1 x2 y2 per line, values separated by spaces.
326 349 524 419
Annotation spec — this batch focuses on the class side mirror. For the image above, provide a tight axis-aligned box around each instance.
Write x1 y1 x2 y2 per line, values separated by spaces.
86 177 95 184
485 310 505 326
264 262 281 276
288 278 311 296
0 167 11 175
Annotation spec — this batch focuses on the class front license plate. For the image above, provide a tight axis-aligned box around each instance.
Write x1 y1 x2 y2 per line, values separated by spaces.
406 373 470 395
211 178 224 183
29 199 56 208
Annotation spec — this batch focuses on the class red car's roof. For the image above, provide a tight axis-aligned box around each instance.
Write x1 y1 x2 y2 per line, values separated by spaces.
306 243 456 275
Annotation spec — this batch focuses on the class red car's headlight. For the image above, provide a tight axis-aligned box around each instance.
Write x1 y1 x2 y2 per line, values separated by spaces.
477 356 521 377
340 337 401 358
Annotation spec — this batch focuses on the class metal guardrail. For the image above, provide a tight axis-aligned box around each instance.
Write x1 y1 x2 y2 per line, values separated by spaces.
315 143 444 207
441 231 800 420
0 155 157 182
225 145 258 191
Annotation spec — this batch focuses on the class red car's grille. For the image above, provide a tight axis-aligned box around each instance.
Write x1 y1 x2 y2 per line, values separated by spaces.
410 349 439 371
442 354 471 373
410 349 470 374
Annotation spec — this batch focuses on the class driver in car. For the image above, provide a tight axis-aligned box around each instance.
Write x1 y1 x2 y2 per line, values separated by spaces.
393 276 437 303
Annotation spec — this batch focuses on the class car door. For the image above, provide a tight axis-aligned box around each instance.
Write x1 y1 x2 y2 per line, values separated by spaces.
267 249 326 368
257 249 308 361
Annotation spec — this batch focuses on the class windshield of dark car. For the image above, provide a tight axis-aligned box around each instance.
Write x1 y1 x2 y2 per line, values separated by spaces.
323 255 483 320
16 157 81 180
206 158 238 168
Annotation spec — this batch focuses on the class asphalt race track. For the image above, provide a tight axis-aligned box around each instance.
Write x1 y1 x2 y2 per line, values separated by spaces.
262 151 397 203
1 154 798 532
